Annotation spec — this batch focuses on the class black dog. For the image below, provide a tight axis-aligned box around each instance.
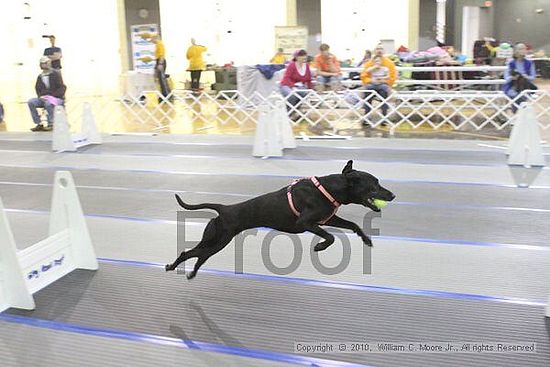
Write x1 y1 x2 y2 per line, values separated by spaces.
166 160 395 279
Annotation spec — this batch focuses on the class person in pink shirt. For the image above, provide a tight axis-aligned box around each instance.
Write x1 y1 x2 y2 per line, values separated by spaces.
279 49 312 119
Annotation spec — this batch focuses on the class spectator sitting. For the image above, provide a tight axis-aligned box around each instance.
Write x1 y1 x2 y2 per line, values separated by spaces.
270 48 287 64
28 57 66 132
346 49 372 82
314 43 342 91
280 49 313 121
356 49 372 67
503 43 537 113
360 44 397 124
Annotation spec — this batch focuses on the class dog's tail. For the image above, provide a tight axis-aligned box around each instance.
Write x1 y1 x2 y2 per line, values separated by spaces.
175 194 223 213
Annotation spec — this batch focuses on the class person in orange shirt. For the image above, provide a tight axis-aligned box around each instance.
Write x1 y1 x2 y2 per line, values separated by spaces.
270 48 287 64
186 38 207 91
314 43 342 91
360 44 397 122
150 34 171 99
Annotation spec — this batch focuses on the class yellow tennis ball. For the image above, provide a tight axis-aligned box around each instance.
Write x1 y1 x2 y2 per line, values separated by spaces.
373 199 388 210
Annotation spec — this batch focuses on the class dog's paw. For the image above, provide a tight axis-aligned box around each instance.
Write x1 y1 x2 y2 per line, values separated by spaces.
165 264 174 272
362 237 373 247
186 271 196 280
314 242 331 252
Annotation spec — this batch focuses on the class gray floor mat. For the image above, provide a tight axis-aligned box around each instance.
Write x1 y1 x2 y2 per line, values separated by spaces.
5 263 550 367
0 319 306 367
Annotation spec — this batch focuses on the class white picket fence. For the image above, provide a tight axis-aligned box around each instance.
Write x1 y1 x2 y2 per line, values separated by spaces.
95 88 549 133
53 70 550 135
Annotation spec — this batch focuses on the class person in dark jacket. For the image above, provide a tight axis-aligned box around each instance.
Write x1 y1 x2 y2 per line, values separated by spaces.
28 56 66 131
503 43 537 113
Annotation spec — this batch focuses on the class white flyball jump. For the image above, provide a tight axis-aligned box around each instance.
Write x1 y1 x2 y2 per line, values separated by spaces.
0 171 98 313
52 102 102 152
253 94 296 158
507 103 545 167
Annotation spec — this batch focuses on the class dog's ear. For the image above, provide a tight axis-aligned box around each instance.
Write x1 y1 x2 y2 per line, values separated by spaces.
342 160 354 175
344 170 361 185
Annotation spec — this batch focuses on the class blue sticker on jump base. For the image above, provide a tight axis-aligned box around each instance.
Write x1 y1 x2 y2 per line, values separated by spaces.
27 255 66 280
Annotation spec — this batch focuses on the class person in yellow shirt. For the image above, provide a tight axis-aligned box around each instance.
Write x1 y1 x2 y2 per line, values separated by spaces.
186 38 207 91
270 48 287 64
150 34 171 99
360 44 397 123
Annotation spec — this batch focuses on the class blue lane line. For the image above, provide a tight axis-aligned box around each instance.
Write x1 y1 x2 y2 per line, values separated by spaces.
5 208 550 252
0 181 253 199
3 180 550 213
375 235 550 252
97 258 546 307
0 162 549 189
394 200 550 213
0 314 370 367
4 208 177 225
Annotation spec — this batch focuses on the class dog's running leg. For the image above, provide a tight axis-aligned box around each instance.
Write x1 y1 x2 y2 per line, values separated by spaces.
186 236 233 280
166 218 222 272
165 248 197 272
323 215 372 247
297 215 335 252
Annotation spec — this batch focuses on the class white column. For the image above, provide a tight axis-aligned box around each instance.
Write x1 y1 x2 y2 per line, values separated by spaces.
436 0 446 44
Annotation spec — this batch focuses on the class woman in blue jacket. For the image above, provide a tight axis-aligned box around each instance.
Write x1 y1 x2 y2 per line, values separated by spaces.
503 43 537 113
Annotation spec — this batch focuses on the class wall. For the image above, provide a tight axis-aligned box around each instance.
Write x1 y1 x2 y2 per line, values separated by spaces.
0 0 122 102
445 0 456 45
451 0 494 52
159 0 287 69
494 0 550 52
408 0 420 50
297 0 322 55
124 0 161 70
320 0 411 63
419 0 437 50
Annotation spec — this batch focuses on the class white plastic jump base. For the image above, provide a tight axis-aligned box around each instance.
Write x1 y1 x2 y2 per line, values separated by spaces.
0 171 98 313
507 103 545 168
253 96 296 158
52 103 102 152
111 132 158 136
297 132 352 141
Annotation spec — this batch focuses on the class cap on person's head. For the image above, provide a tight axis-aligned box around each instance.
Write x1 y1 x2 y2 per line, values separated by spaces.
277 47 284 53
375 43 384 51
40 56 51 64
292 49 306 60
